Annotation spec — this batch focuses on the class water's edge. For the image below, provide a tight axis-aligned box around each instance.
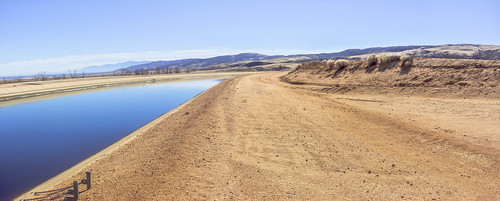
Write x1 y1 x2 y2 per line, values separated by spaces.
13 78 224 201
0 74 241 104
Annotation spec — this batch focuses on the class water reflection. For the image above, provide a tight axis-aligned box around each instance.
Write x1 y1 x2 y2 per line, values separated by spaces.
0 79 220 200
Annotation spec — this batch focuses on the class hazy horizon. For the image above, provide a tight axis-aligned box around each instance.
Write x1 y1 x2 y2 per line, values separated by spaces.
1 0 499 76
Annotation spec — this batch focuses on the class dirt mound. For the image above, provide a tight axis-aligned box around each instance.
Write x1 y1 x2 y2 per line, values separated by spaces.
283 58 500 89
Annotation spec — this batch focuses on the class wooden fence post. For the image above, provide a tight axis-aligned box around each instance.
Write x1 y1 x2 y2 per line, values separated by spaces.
73 181 78 200
85 171 91 189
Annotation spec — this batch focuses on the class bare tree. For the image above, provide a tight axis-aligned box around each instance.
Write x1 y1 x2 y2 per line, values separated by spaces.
174 67 181 73
120 68 131 76
36 72 48 81
134 68 149 75
68 69 78 78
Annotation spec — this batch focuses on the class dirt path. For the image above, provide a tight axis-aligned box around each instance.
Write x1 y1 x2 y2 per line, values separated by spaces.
34 73 499 200
310 90 500 150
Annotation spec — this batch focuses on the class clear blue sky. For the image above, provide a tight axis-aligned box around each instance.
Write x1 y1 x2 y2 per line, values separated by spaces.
1 0 499 76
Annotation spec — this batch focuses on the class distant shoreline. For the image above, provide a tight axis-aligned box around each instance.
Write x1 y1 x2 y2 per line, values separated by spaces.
0 72 256 106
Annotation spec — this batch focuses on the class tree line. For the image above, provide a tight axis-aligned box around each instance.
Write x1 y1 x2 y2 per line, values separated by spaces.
1 66 193 84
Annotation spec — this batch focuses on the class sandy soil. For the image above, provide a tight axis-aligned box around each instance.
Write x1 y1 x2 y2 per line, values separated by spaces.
21 72 500 200
310 87 500 150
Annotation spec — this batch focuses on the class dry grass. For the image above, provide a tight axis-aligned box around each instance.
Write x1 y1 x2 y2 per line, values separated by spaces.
379 55 401 65
327 60 336 68
401 56 414 67
366 55 378 67
335 59 349 70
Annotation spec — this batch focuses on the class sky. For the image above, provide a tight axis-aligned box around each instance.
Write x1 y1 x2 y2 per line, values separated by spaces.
0 0 499 76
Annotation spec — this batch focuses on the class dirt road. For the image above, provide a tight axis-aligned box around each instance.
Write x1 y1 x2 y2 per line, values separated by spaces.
40 73 500 200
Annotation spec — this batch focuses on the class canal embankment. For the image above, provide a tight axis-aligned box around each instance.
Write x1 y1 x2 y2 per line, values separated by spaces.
0 72 255 105
6 75 241 200
13 79 213 201
18 72 500 200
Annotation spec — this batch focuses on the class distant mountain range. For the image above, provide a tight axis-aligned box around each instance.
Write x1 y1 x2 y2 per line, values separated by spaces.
117 53 282 72
80 61 151 73
80 44 500 73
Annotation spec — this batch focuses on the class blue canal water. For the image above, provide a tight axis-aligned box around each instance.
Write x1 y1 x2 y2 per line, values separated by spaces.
0 79 221 200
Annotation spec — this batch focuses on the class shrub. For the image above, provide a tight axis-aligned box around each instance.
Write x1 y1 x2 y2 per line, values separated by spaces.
366 55 378 67
379 54 390 65
335 59 349 69
327 60 336 68
352 60 362 68
388 55 401 62
379 55 401 65
401 56 414 67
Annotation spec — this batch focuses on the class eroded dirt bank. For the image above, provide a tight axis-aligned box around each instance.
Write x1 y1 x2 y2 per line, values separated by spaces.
32 73 499 200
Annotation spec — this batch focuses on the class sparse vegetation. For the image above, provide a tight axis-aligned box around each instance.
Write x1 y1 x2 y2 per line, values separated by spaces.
285 58 500 89
277 64 288 71
366 55 378 67
335 59 349 69
379 55 390 65
120 68 132 76
379 55 401 65
401 56 414 67
352 60 362 69
36 72 48 81
135 68 149 75
327 60 336 68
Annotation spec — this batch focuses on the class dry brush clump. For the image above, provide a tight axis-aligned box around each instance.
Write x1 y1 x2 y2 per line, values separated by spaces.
379 55 401 65
297 62 323 69
334 59 349 70
379 55 390 65
366 55 378 68
352 60 362 69
401 56 414 67
388 55 401 62
292 61 326 74
326 60 336 70
327 60 335 67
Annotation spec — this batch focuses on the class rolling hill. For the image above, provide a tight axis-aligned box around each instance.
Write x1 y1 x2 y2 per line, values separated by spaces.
81 44 500 74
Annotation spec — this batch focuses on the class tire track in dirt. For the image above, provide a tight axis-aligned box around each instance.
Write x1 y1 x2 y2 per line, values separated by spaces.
45 72 499 200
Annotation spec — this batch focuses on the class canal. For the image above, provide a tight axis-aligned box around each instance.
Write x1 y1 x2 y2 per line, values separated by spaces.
0 79 221 200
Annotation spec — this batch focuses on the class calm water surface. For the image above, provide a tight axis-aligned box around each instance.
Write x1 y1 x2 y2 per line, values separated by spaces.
0 79 221 200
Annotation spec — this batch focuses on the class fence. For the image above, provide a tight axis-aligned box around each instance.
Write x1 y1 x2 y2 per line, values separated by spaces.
24 171 91 201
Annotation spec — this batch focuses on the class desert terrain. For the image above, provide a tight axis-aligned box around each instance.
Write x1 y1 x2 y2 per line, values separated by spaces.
18 57 500 200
